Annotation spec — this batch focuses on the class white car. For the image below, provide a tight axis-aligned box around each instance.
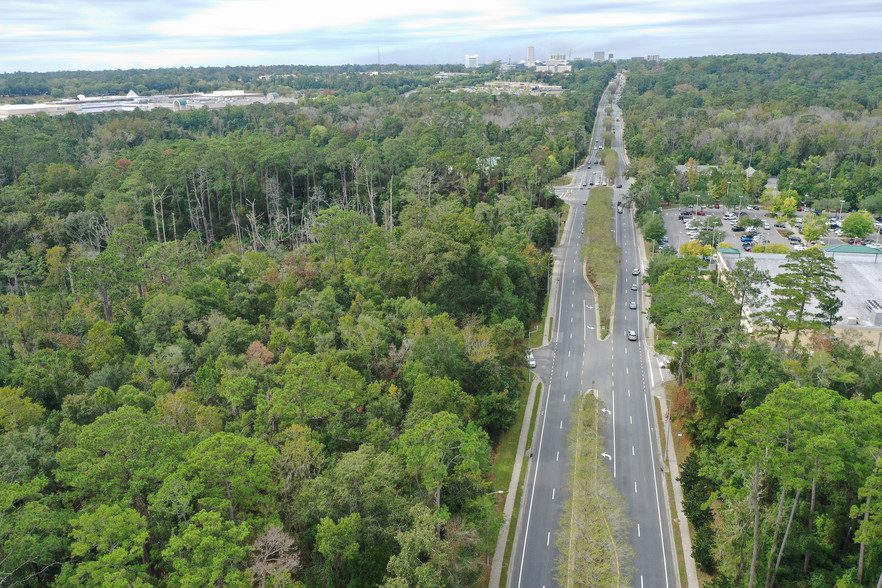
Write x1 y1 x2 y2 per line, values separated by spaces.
526 351 536 368
764 223 770 230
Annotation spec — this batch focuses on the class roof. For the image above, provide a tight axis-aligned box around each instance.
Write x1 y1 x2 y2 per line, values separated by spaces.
823 244 881 254
717 247 741 254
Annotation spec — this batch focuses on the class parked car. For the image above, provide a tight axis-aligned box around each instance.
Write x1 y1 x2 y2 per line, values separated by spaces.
696 211 706 216
616 184 623 188
739 211 748 216
526 351 536 368
732 226 746 232
774 222 786 228
764 223 771 230
741 235 754 242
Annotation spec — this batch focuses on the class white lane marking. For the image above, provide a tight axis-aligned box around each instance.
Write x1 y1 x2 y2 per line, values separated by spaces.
560 420 563 429
632 446 635 456
563 394 566 402
556 451 559 461
628 389 631 398
568 350 571 357
638 524 641 537
552 488 556 500
565 371 568 379
635 481 638 493
547 532 551 546
644 395 671 588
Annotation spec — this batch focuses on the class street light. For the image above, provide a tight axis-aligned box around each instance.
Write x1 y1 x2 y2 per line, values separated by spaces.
485 490 506 565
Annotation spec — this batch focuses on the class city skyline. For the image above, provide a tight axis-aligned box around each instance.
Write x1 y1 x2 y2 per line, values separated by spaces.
2 0 881 74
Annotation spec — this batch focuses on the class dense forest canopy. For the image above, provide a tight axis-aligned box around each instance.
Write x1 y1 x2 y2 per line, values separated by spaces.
621 53 882 215
0 64 613 585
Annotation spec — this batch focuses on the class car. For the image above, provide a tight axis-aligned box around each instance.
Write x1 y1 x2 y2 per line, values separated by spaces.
741 235 754 242
631 283 638 291
742 243 752 251
732 226 746 232
774 222 786 228
629 301 637 310
526 351 536 368
587 165 591 169
696 211 706 216
589 181 594 186
582 182 587 187
632 268 640 276
616 184 623 188
764 223 771 230
714 203 720 208
752 205 760 210
582 201 586 206
739 211 748 216
747 226 757 233
627 330 638 341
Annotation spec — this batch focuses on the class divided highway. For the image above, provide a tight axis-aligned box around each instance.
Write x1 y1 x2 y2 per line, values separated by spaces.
508 79 677 588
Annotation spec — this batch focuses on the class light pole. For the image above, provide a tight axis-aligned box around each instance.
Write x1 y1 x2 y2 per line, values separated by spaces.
839 199 845 220
485 490 506 565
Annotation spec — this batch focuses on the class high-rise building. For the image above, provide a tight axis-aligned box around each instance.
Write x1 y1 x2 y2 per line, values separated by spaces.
527 46 535 65
646 54 660 62
465 54 479 69
608 53 615 61
594 51 605 62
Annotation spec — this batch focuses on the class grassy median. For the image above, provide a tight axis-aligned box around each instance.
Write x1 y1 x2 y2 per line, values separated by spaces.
581 186 621 336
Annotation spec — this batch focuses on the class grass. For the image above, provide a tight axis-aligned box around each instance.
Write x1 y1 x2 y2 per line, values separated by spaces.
581 186 621 336
499 382 542 584
488 377 532 492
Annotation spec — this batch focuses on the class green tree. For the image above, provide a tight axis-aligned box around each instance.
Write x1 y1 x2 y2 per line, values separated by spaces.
56 504 149 587
55 406 188 515
161 509 251 588
396 411 489 512
382 504 448 588
841 210 875 239
761 248 843 348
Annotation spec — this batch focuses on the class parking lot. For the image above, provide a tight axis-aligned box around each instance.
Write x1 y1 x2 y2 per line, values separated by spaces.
660 206 882 253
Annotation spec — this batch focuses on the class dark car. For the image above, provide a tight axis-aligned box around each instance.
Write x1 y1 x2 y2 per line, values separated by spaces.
742 243 752 251
627 330 638 341
774 222 786 228
616 184 623 188
732 226 746 232
739 211 748 216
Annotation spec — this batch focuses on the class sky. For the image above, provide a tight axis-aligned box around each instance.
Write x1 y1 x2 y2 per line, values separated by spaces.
1 0 881 73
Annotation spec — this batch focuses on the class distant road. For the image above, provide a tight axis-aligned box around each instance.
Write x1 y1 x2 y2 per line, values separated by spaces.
508 79 676 588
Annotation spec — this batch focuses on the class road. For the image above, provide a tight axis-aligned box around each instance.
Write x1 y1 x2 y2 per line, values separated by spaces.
508 77 676 588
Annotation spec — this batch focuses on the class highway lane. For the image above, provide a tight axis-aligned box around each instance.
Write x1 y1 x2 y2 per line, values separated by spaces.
508 78 676 588
510 179 599 588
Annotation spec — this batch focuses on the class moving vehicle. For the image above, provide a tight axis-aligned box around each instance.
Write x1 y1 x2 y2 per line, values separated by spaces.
629 301 637 310
627 330 638 341
631 283 638 291
632 268 640 276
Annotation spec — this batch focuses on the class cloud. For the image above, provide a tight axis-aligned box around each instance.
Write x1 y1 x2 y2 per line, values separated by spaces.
0 0 880 73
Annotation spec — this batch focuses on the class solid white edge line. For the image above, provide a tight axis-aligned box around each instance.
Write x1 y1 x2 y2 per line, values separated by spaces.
644 394 671 588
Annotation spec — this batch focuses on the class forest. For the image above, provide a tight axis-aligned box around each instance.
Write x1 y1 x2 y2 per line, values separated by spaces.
0 65 613 586
622 53 882 586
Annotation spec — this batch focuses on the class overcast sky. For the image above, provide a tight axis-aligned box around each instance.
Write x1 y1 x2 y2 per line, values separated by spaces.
2 0 880 73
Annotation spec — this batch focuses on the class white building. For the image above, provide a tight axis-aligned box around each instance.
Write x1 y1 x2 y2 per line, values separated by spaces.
465 54 479 69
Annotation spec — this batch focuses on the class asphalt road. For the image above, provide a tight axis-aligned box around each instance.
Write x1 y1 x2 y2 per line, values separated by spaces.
509 79 675 588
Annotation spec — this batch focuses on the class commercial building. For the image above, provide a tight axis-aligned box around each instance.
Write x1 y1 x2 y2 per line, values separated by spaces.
527 46 535 66
465 54 479 69
594 51 606 62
